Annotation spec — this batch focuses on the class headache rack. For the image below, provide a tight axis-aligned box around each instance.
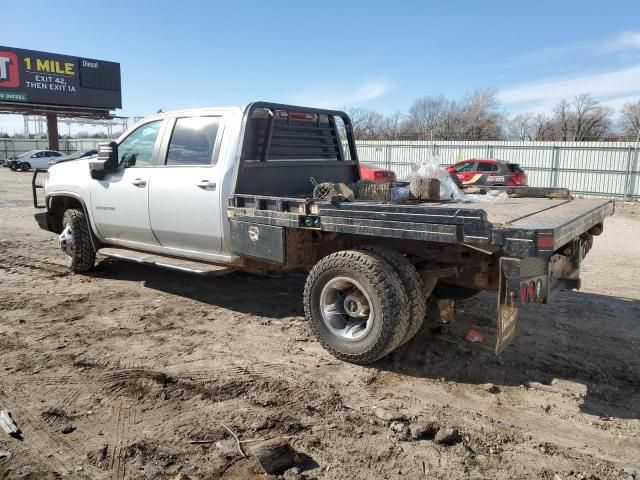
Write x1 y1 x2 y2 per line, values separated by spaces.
235 102 361 197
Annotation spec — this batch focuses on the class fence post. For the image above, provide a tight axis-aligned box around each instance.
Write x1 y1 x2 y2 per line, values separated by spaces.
551 146 560 187
488 144 494 159
625 146 639 201
385 144 391 170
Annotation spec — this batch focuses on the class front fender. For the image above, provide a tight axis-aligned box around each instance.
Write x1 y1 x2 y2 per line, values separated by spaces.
45 192 101 251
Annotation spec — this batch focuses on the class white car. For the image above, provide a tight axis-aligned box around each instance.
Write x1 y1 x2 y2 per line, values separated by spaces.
15 150 65 171
48 149 98 167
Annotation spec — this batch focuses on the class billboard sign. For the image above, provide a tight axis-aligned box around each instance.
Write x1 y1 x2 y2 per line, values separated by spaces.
0 46 121 110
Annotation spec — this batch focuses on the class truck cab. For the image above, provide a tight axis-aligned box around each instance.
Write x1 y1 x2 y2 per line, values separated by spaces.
44 107 245 264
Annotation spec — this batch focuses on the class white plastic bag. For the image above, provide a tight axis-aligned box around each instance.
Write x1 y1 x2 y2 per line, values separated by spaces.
408 156 464 201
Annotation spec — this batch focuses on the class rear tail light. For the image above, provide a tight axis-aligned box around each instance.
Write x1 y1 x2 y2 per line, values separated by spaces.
528 280 536 302
520 284 528 303
537 235 555 250
508 172 527 186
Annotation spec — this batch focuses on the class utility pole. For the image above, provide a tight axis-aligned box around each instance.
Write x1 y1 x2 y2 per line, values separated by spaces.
46 112 59 150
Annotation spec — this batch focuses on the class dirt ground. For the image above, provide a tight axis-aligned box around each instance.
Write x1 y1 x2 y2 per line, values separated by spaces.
0 166 639 480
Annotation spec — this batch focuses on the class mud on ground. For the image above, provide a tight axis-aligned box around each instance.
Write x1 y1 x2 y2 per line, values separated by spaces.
0 167 639 480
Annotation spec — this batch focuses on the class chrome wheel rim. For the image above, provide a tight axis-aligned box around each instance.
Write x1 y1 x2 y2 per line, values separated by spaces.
58 224 75 265
320 276 374 341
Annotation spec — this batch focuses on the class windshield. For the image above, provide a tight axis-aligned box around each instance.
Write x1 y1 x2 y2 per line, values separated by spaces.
17 150 37 158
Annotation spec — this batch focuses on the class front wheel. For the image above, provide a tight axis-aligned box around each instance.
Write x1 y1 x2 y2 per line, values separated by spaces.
59 209 96 273
304 249 410 365
19 162 31 172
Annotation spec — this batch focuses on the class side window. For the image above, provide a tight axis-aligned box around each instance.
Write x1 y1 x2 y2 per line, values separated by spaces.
165 116 220 166
454 162 477 172
118 120 162 168
477 162 498 172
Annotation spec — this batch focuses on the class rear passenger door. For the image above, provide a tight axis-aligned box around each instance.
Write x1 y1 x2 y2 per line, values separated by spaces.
475 161 502 185
148 115 225 257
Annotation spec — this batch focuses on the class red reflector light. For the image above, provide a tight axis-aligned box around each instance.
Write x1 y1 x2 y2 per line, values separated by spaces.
520 284 528 303
528 280 536 301
537 235 555 250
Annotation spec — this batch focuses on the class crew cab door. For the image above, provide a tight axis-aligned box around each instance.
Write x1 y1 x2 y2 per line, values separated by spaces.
147 115 224 256
89 120 165 246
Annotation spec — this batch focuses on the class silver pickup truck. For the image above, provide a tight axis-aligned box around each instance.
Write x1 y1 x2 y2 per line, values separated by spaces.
33 102 614 365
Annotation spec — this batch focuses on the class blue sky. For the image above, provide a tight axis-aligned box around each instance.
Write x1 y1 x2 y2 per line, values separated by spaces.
2 0 640 132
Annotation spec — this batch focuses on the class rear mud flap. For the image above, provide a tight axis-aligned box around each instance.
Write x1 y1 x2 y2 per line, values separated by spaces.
496 257 522 354
496 303 519 354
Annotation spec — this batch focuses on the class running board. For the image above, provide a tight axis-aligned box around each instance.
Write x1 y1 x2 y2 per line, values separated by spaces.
98 247 237 276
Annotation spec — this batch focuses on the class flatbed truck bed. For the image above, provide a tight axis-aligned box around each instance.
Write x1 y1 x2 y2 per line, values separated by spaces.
229 194 613 258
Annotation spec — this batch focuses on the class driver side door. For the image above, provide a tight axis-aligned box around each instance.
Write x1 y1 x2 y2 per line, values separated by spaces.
89 120 166 247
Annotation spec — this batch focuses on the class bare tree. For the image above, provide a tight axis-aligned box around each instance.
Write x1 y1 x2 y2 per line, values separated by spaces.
380 111 405 140
406 95 449 140
347 108 385 140
458 89 503 140
506 113 534 140
548 95 612 141
620 100 640 141
552 99 572 141
572 94 612 141
531 113 554 140
344 90 619 142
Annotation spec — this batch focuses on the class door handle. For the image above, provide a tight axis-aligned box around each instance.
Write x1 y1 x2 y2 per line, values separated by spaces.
131 178 147 187
195 180 216 191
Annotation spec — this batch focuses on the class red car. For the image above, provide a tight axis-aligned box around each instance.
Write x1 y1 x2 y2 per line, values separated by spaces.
447 159 527 187
359 162 397 183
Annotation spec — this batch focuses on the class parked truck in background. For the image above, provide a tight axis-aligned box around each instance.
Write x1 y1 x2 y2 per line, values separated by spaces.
33 102 614 364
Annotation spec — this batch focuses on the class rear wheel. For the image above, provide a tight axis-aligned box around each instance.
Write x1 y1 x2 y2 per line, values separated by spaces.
19 162 31 172
359 245 426 345
304 249 410 364
60 209 96 273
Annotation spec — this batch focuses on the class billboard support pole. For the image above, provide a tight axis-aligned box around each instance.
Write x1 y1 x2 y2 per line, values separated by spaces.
46 112 59 151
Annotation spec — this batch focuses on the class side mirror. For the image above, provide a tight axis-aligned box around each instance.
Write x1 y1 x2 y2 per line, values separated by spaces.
89 141 118 179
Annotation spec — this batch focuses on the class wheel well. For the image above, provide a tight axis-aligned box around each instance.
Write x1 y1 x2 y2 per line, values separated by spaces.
48 196 85 233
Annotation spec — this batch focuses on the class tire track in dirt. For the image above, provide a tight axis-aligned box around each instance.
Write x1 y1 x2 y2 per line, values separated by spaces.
0 253 71 277
109 401 137 480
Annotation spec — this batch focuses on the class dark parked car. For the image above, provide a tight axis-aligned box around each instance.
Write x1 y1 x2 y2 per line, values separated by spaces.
447 158 527 187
